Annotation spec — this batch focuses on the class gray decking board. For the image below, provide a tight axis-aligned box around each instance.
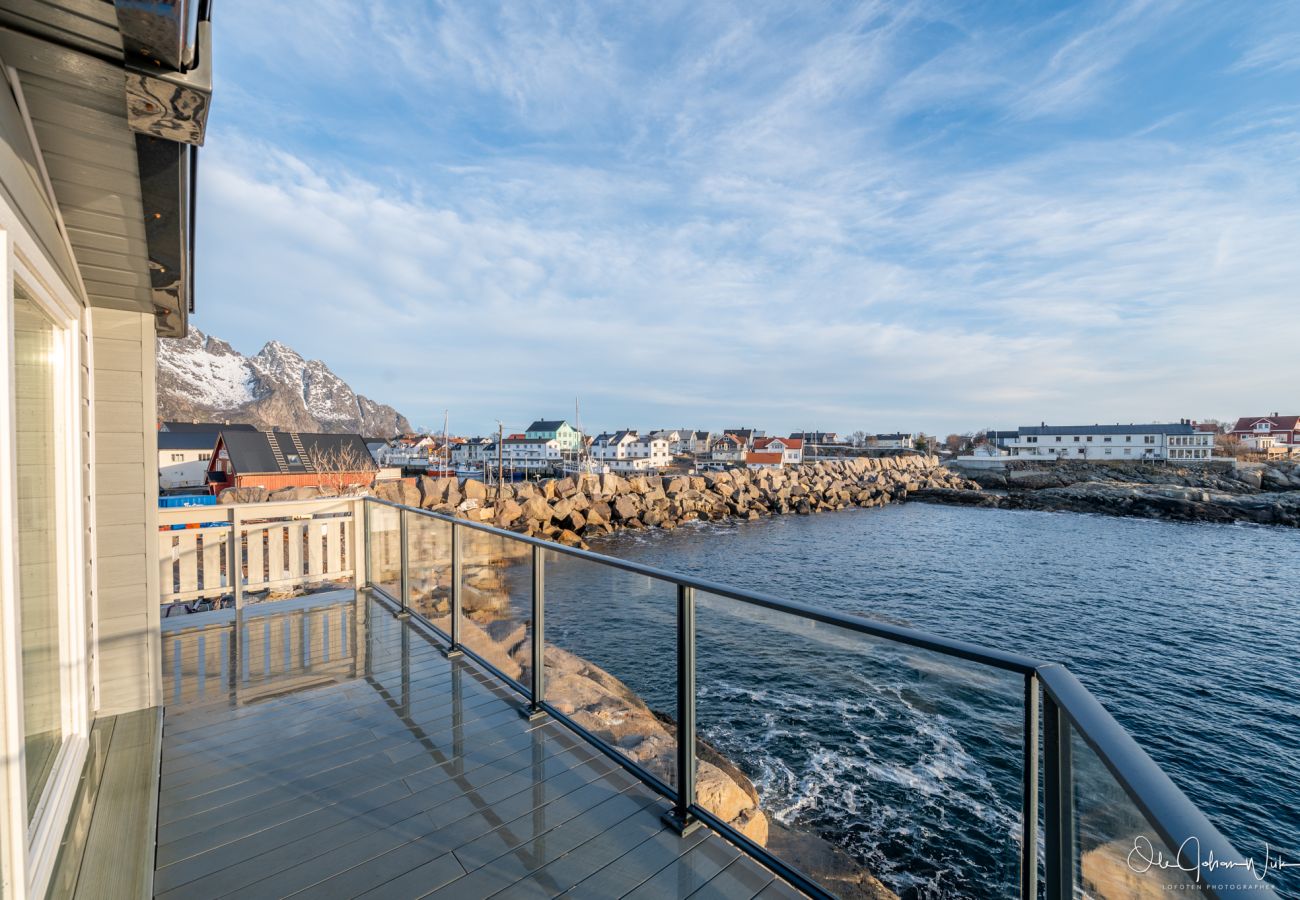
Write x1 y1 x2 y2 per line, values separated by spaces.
153 593 801 899
50 708 162 900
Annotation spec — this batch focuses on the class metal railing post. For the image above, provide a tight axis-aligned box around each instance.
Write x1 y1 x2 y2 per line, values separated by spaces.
663 584 701 835
446 520 463 657
230 508 243 610
362 499 372 590
521 544 546 720
397 506 410 618
1043 691 1074 900
1021 672 1039 900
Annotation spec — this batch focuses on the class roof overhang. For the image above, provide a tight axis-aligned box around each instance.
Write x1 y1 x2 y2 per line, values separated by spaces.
0 0 212 337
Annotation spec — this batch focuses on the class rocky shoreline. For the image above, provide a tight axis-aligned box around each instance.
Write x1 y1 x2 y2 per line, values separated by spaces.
919 459 1300 527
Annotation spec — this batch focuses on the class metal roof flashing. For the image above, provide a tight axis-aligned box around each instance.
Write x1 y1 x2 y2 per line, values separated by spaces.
0 0 212 338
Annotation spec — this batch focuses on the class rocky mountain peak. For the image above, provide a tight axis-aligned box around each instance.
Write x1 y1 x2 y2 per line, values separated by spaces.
157 330 409 436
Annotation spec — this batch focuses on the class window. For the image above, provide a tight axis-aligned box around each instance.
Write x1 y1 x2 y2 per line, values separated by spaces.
1073 436 1081 442
199 452 211 461
1103 437 1112 442
1086 436 1093 442
1055 436 1063 442
13 289 65 821
171 453 184 462
1104 448 1113 455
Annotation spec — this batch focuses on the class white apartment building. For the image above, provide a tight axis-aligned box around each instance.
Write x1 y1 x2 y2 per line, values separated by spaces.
500 437 563 472
1008 423 1213 461
590 431 671 472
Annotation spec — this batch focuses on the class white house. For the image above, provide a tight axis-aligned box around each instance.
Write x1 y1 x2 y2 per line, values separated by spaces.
753 437 804 465
590 431 671 472
871 433 914 450
709 434 748 466
1008 423 1213 462
649 430 686 454
500 437 563 472
158 432 219 491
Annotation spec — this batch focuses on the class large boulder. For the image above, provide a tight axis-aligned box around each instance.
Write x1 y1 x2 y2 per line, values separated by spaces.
217 486 267 505
267 485 324 503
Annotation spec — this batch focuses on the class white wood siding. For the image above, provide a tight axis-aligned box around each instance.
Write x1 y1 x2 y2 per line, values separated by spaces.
89 308 159 714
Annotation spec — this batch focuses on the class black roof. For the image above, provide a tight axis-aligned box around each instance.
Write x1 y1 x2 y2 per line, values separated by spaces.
163 421 256 433
1018 423 1197 437
159 431 220 451
220 431 376 474
526 420 569 432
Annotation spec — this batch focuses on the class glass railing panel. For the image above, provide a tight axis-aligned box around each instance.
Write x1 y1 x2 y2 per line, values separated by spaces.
455 527 533 691
1070 724 1200 897
694 590 1026 897
406 512 453 636
367 502 401 600
541 549 678 790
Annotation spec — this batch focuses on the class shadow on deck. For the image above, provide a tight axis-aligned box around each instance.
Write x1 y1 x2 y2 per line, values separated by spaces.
155 592 802 898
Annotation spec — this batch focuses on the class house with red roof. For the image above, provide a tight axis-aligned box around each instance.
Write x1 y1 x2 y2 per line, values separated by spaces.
744 451 784 469
1229 415 1300 455
753 436 804 465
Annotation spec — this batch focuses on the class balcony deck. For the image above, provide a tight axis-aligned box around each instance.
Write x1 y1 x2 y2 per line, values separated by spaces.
154 591 802 899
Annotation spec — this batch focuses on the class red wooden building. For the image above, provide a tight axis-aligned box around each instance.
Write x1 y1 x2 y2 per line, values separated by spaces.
207 431 377 492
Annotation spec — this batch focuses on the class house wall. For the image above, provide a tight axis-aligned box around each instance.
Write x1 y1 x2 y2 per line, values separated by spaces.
232 471 375 491
159 448 212 490
89 308 160 715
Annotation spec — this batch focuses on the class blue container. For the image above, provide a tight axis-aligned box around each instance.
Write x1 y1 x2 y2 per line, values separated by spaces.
159 494 216 508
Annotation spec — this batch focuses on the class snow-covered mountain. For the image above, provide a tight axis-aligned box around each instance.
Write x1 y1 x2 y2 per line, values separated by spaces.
157 330 410 436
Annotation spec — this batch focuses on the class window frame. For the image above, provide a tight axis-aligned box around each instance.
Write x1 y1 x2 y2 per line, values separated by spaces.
0 203 92 896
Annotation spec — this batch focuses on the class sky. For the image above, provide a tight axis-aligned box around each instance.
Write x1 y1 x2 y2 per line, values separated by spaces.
195 0 1300 437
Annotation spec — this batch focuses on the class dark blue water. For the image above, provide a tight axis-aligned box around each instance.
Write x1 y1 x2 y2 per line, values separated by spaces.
540 504 1299 898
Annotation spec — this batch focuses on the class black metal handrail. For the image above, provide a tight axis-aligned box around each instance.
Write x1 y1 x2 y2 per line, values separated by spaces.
362 496 1273 900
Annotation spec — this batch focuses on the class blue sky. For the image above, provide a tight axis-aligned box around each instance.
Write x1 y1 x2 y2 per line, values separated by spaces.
195 1 1300 436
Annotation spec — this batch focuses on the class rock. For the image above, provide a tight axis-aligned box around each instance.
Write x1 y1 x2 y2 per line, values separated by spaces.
494 499 523 527
523 496 550 522
768 824 898 900
267 485 324 502
217 486 267 504
612 495 640 522
462 479 487 501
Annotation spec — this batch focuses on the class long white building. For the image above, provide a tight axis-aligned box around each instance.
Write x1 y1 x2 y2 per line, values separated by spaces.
590 431 672 472
1008 423 1213 462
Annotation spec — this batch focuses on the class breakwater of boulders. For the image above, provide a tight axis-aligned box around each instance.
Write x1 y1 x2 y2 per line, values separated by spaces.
369 454 975 549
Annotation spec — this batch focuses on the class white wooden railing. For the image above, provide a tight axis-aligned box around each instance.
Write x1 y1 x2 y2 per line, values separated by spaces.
159 498 365 608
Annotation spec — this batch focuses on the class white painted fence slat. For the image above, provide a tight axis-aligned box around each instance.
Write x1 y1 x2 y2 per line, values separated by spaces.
307 520 323 583
266 524 286 587
201 529 224 593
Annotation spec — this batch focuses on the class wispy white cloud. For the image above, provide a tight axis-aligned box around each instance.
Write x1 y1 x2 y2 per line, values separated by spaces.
197 0 1300 434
